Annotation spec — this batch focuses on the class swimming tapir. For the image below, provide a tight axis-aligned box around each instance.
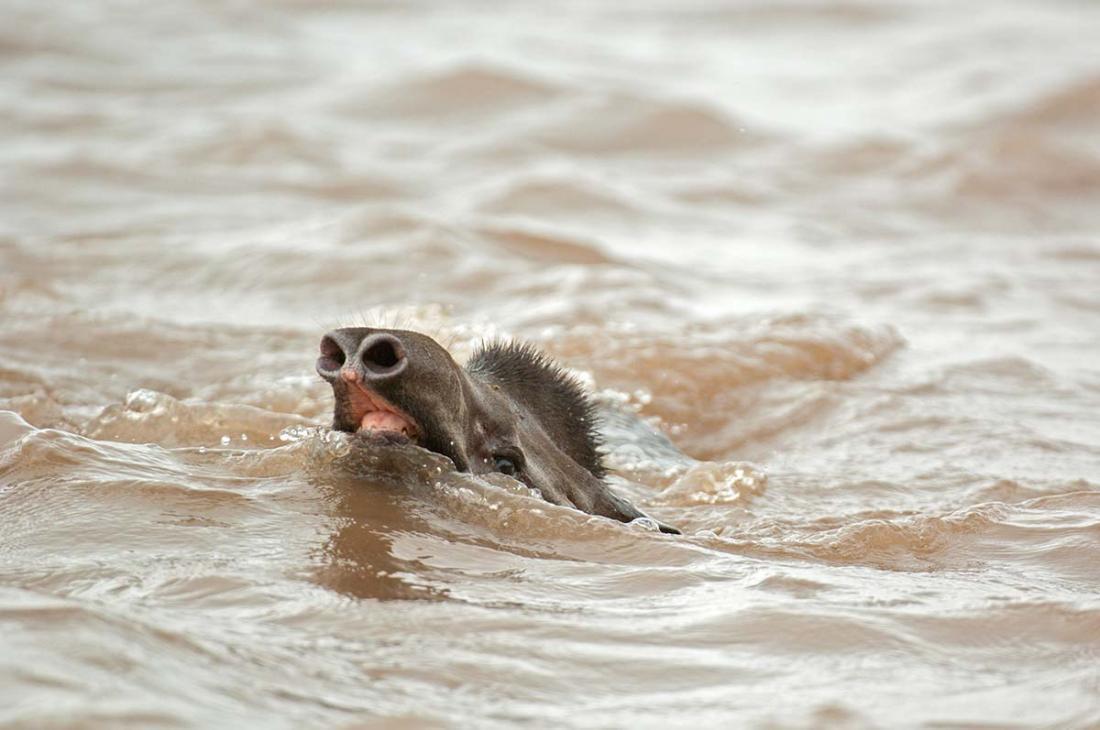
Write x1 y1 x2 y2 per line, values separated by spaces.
316 327 679 534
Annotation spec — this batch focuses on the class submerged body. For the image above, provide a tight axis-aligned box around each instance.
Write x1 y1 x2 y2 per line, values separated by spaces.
316 327 678 533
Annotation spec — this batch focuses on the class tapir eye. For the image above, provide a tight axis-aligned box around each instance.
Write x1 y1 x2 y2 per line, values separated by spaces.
492 449 524 476
493 456 517 476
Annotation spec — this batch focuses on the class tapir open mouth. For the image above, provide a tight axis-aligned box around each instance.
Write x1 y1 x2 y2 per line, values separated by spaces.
342 381 420 443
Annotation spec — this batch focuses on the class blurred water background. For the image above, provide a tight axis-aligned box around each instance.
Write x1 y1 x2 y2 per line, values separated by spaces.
1 1 1099 727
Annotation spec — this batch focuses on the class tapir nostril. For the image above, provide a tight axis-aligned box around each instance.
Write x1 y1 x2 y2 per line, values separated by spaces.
316 335 347 380
360 334 406 378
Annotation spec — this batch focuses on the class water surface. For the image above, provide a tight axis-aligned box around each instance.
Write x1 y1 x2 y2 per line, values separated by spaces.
2 0 1099 727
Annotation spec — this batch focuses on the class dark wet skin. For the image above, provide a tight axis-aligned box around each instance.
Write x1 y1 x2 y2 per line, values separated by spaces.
316 327 679 534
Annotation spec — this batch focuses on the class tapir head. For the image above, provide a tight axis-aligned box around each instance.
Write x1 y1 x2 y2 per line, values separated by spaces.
316 327 678 534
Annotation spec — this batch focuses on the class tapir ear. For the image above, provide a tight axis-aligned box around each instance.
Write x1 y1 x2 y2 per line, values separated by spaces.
470 340 680 535
467 340 606 479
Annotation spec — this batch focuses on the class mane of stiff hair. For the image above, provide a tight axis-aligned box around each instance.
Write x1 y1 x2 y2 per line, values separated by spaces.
466 340 606 479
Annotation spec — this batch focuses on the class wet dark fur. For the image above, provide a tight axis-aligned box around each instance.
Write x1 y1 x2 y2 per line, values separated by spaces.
467 341 606 479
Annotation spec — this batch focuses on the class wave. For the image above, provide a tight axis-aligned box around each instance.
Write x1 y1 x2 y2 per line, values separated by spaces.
723 486 1100 575
531 95 763 156
85 390 316 449
334 65 564 121
475 176 641 220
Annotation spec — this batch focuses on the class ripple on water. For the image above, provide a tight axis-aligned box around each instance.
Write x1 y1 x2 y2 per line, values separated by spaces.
530 94 764 156
85 389 316 449
474 175 642 220
724 488 1100 580
332 64 564 123
542 316 903 459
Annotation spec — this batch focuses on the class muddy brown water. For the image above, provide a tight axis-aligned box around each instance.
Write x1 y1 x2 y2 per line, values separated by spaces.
2 1 1099 727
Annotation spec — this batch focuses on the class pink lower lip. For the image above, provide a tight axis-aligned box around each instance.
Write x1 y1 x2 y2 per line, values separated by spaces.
359 410 415 436
345 381 419 441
